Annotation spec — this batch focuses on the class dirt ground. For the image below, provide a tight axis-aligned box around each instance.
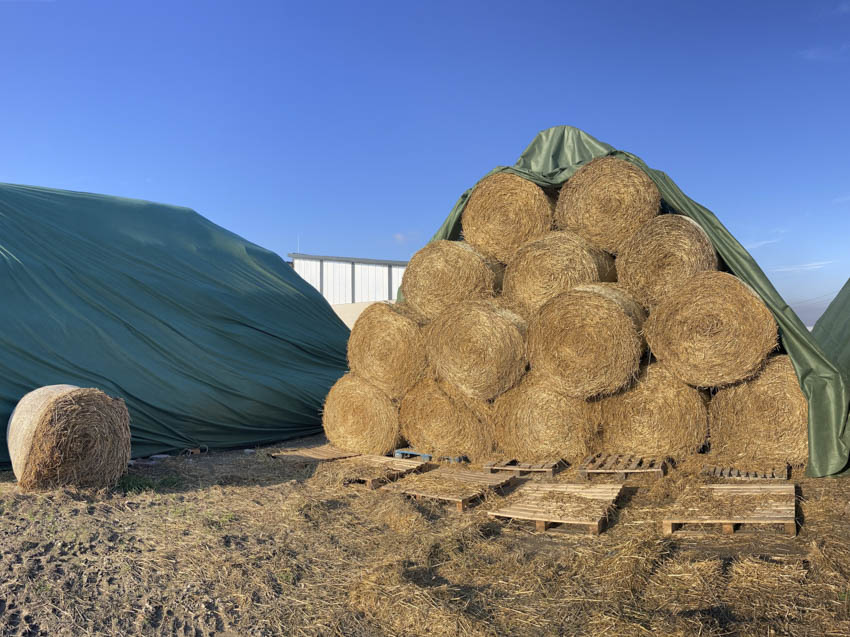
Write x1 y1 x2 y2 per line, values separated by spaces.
2 438 849 637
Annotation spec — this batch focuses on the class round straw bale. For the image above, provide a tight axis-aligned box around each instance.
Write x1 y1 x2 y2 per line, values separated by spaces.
617 214 718 309
555 156 660 254
501 231 616 319
399 377 496 462
645 271 778 387
322 373 401 455
400 240 502 321
425 300 526 400
461 173 553 263
709 355 808 467
599 364 708 459
493 371 601 463
527 284 646 398
347 302 426 399
7 384 131 491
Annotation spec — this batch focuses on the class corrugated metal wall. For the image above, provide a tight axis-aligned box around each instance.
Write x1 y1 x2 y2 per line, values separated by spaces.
291 256 406 305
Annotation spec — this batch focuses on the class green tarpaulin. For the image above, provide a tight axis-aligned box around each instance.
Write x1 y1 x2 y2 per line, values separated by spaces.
422 126 850 477
1 183 349 465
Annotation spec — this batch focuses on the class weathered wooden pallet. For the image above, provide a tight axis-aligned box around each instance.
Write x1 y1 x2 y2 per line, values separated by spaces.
483 459 567 478
269 444 359 463
578 453 668 480
341 455 430 489
663 484 797 537
387 467 517 511
488 483 623 535
701 465 790 481
394 448 466 464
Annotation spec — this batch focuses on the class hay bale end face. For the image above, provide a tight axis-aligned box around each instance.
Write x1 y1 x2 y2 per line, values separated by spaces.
493 371 601 463
527 284 646 399
400 240 501 321
709 355 808 467
7 385 131 491
501 231 615 320
645 271 778 387
347 302 426 399
617 214 718 309
600 364 708 459
461 173 553 263
425 300 526 401
322 373 401 455
399 377 495 462
555 156 660 254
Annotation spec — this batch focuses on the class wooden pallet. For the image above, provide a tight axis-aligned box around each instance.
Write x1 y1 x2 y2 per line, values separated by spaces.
702 465 790 480
269 444 359 463
488 483 623 534
393 448 466 463
386 467 517 511
578 453 668 480
340 455 430 489
663 484 797 537
483 459 567 478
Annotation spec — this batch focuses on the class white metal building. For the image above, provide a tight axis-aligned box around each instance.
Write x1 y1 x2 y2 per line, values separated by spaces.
288 253 408 305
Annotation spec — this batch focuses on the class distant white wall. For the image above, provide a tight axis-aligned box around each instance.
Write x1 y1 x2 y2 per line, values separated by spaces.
290 254 407 306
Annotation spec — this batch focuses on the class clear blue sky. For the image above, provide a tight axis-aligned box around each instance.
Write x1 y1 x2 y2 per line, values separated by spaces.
1 1 848 324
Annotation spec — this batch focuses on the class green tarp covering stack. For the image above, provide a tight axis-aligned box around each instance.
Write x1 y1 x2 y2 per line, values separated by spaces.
1 183 349 465
420 126 850 477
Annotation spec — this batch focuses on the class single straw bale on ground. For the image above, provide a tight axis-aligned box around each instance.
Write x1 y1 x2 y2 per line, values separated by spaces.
599 363 708 459
492 371 601 463
555 156 660 254
709 354 808 467
501 231 615 320
400 240 502 321
322 373 401 455
425 300 526 401
645 271 778 387
527 284 646 399
347 301 426 399
399 377 496 463
7 384 131 491
616 213 718 309
461 172 553 263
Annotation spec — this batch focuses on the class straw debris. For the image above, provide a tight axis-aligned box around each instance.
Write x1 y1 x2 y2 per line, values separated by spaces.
555 156 660 254
527 284 646 398
617 214 718 309
709 354 808 467
322 373 401 455
400 240 502 321
645 271 778 387
501 230 615 319
461 172 553 263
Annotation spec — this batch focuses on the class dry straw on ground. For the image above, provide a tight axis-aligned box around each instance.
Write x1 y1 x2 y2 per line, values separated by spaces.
7 384 130 491
493 371 600 462
322 373 401 455
399 377 495 462
425 300 526 400
501 230 615 319
600 363 708 459
709 354 808 467
617 213 718 309
645 554 723 613
645 271 778 387
347 301 426 399
400 240 502 321
527 284 646 398
555 156 660 254
461 172 553 263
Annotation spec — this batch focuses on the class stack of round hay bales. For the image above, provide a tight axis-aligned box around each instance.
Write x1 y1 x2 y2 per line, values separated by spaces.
322 155 805 469
7 385 131 491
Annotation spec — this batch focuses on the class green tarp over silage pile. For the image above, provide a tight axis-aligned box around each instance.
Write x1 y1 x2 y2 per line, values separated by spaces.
423 126 850 477
0 183 349 465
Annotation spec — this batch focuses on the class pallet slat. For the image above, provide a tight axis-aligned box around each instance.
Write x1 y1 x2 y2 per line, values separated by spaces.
579 453 667 481
270 444 359 462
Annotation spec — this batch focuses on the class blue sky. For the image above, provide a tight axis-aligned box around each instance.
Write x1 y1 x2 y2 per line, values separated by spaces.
1 1 848 324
